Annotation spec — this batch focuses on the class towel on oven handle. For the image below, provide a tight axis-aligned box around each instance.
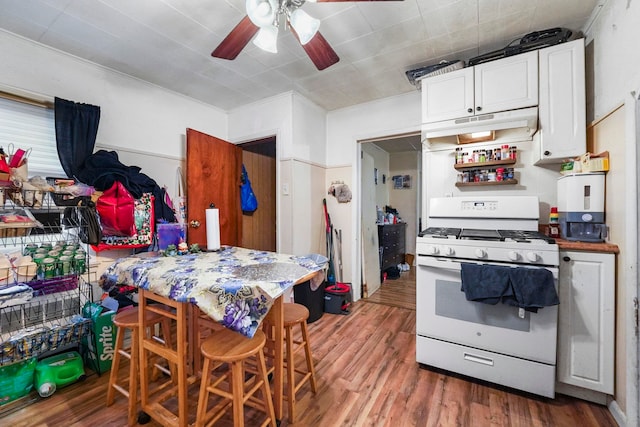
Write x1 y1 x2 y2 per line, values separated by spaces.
506 267 559 312
460 263 513 305
460 264 559 312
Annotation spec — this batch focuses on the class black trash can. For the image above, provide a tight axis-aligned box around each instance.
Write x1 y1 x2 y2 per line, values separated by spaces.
324 283 352 314
293 280 325 323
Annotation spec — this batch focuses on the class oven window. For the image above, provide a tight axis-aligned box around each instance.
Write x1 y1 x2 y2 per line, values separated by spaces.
434 279 531 332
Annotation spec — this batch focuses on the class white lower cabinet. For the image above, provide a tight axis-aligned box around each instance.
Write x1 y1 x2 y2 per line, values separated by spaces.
557 250 614 400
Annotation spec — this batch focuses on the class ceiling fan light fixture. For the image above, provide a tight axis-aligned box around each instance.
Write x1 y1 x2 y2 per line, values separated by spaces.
253 25 279 53
289 8 320 45
246 0 278 27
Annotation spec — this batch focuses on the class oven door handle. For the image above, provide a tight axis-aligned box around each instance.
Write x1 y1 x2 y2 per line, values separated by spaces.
417 256 559 278
417 256 463 271
463 352 494 366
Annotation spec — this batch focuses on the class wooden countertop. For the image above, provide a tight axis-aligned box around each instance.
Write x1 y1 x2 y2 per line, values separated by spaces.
555 238 620 254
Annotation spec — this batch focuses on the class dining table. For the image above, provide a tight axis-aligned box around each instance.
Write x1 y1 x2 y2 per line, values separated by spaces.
99 246 324 426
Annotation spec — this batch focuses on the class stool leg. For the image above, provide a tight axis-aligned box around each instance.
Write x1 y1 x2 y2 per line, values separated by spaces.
231 360 245 427
127 327 139 427
106 324 126 406
300 321 318 393
195 357 212 427
285 325 296 423
257 350 277 427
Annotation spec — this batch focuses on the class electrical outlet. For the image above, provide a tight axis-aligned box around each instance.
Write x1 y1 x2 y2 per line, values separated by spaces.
282 183 289 195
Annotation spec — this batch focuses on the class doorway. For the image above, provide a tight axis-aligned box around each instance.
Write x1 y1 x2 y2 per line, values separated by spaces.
359 133 422 299
240 136 277 252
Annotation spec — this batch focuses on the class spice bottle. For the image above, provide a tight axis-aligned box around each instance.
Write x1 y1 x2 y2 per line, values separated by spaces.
501 144 510 159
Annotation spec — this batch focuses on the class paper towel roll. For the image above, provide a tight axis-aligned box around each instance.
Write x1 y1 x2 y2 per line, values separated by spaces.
206 208 221 251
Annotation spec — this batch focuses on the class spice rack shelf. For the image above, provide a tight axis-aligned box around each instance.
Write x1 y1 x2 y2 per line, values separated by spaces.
454 158 516 170
455 179 518 187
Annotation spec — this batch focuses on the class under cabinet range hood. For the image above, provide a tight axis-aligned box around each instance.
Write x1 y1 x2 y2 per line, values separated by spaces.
422 106 538 139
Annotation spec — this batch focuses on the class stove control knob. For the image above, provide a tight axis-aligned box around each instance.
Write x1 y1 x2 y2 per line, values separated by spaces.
526 252 539 262
443 246 454 256
427 246 439 255
508 251 520 261
475 248 486 258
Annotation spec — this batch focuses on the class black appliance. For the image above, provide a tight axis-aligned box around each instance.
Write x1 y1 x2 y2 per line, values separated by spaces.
468 27 576 66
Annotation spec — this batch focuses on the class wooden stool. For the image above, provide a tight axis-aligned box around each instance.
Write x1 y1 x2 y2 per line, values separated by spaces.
138 290 200 427
283 303 318 423
105 306 173 426
196 328 276 427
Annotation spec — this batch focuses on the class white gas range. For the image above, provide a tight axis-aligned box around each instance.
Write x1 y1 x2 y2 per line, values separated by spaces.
416 196 559 398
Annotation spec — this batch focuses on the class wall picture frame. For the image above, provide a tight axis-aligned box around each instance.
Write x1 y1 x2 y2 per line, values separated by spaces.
392 175 411 189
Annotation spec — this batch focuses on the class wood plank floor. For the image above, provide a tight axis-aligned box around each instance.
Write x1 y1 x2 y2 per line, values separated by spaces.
1 269 617 426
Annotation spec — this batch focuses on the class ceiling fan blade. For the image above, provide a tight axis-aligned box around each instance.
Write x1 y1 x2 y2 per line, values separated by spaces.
297 31 340 70
211 16 259 60
315 0 404 2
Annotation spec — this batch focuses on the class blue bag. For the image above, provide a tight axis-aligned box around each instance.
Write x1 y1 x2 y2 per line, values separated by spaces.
240 164 258 213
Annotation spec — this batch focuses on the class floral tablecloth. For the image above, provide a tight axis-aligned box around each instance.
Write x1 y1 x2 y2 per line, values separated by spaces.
99 247 324 337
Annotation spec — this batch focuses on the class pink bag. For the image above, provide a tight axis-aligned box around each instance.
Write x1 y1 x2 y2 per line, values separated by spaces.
96 181 136 237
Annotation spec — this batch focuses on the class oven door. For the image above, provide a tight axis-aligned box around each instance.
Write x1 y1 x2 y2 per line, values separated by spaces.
416 255 558 365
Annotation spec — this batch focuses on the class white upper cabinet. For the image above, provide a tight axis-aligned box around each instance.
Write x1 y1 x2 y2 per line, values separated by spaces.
421 51 538 124
421 67 474 123
474 51 538 115
535 38 586 164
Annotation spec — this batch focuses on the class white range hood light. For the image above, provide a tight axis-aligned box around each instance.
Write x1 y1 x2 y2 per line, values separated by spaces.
422 106 538 139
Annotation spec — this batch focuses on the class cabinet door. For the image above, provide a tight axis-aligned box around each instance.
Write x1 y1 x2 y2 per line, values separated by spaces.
536 38 586 164
557 250 614 394
474 50 538 115
421 67 474 123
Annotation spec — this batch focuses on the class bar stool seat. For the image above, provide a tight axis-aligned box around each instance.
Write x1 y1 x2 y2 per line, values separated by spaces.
283 303 318 423
196 328 276 427
106 306 173 426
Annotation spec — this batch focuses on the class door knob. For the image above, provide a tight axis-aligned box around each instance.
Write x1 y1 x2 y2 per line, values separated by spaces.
476 106 482 111
544 150 551 156
190 220 201 228
467 108 473 113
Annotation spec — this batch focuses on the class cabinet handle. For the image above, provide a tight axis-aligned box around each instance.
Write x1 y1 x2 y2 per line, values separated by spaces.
544 150 551 156
476 106 482 111
467 108 473 113
563 256 571 262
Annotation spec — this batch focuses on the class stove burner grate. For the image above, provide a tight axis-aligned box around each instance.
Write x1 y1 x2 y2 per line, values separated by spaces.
418 227 461 238
498 230 556 244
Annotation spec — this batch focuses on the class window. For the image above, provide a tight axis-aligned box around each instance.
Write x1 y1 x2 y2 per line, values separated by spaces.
0 95 66 178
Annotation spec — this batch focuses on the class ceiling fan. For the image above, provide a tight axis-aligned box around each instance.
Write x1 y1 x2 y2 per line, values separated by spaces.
212 0 404 71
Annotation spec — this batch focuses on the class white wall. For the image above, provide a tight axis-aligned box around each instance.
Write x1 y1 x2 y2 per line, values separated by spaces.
327 91 422 299
389 151 419 257
228 92 328 257
0 30 227 162
584 1 640 424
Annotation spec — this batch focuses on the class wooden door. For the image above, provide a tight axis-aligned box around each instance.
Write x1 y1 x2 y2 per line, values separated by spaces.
186 128 242 248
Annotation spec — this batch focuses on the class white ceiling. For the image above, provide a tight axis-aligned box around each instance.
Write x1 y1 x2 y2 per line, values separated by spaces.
0 0 599 112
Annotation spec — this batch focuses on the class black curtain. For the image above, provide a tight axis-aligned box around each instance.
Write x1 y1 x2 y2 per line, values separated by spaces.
54 97 101 178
